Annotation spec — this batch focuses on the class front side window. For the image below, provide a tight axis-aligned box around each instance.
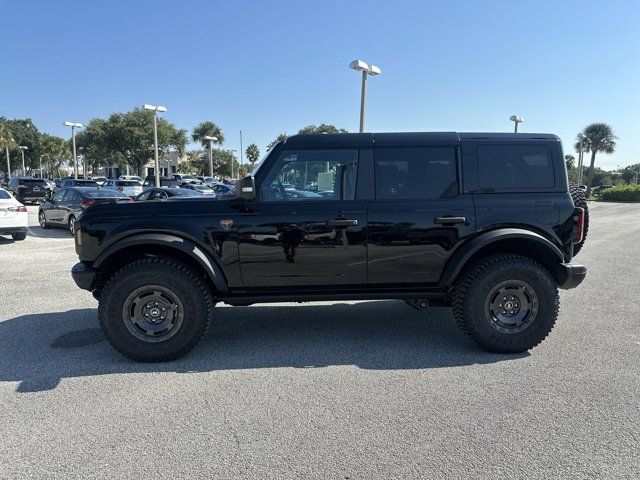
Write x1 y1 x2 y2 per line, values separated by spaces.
374 147 458 200
53 190 66 201
260 149 358 202
477 145 555 189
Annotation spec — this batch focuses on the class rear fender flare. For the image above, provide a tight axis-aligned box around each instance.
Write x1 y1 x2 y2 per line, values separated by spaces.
439 228 565 287
93 233 229 293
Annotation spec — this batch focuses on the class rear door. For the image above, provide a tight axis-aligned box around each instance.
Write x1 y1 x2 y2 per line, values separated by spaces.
367 146 475 285
46 189 68 223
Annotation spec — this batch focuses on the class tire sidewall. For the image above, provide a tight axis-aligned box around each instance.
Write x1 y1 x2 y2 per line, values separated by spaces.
462 260 558 352
100 262 210 361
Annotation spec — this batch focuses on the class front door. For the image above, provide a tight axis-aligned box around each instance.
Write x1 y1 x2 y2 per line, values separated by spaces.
238 148 367 288
367 146 476 285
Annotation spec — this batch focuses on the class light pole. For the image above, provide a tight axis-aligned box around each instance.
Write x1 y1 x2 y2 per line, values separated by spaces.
39 155 44 178
229 149 237 179
349 59 381 133
577 133 589 184
143 104 167 187
64 121 83 179
509 115 523 133
19 146 28 174
203 136 218 177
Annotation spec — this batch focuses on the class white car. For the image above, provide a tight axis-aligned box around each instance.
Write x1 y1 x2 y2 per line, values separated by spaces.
104 180 144 197
118 175 144 184
0 188 28 241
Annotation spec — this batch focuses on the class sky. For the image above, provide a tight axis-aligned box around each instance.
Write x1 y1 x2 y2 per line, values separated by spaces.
1 0 639 170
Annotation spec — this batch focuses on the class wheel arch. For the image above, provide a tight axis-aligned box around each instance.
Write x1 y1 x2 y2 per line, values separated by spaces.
93 233 229 295
439 228 566 287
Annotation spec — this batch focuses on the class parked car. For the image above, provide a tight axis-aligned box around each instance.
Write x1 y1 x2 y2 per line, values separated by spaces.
119 175 144 184
7 177 52 204
196 176 219 187
72 131 588 361
135 187 201 201
172 173 201 185
180 183 215 195
88 176 108 186
592 184 614 196
0 188 28 240
142 176 180 188
103 179 144 197
210 183 235 198
58 178 99 189
39 187 131 235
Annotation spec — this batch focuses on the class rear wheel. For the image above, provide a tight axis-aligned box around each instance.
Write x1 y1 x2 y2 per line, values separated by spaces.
68 215 76 236
11 232 26 241
39 210 50 229
452 254 559 353
569 182 589 256
98 257 214 362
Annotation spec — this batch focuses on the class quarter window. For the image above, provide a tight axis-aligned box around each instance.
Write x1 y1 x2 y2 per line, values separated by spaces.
261 149 358 201
374 147 458 200
477 145 555 189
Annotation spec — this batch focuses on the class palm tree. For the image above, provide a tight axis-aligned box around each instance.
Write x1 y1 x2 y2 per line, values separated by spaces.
245 143 260 167
0 122 17 179
575 123 616 196
267 133 288 152
192 121 224 148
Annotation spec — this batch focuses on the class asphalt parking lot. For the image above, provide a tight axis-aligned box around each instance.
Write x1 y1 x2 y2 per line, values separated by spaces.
0 203 638 479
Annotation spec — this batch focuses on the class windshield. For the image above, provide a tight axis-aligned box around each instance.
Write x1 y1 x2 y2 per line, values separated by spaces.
118 181 141 186
183 175 196 180
251 150 272 176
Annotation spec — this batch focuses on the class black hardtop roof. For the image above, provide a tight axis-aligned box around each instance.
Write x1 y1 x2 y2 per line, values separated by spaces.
282 132 560 148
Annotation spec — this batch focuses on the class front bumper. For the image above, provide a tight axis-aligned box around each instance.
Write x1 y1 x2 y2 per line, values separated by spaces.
71 262 97 291
557 263 587 290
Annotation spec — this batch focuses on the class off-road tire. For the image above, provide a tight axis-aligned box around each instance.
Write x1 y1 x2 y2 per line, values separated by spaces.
11 232 27 241
452 254 559 353
569 182 589 255
98 257 214 362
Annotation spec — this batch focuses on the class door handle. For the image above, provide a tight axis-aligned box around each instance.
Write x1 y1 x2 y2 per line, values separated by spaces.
326 219 358 227
434 216 467 225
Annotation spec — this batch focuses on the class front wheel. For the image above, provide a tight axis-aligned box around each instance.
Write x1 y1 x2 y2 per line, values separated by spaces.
452 254 559 353
39 210 50 229
98 257 214 361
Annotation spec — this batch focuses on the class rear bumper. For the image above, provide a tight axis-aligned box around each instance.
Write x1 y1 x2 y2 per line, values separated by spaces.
71 262 97 291
557 263 587 290
0 226 28 234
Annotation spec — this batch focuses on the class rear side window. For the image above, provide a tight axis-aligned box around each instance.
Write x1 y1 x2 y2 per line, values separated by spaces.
374 147 458 200
0 190 11 199
477 145 555 189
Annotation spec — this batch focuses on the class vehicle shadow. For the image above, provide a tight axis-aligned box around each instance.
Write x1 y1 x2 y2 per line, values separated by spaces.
26 225 72 239
0 301 527 393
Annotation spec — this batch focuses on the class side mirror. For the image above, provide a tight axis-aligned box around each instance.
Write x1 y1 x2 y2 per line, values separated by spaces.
235 176 256 201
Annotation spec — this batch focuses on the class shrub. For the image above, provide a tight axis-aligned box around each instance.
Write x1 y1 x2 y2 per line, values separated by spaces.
599 184 640 202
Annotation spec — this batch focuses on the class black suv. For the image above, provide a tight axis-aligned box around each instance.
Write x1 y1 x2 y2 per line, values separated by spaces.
8 177 52 203
72 132 588 362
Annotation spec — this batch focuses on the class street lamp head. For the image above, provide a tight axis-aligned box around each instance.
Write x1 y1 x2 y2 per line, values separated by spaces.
509 115 523 123
368 64 381 76
64 121 83 128
143 104 167 113
19 146 28 150
203 136 218 142
349 59 369 72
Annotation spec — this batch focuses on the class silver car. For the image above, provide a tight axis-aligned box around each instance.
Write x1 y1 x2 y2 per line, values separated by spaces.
104 179 143 197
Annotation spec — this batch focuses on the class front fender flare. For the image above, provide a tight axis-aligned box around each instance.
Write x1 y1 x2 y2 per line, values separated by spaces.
438 228 565 287
93 233 229 293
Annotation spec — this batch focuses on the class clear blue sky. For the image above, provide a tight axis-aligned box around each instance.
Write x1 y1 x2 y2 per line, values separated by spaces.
2 0 638 169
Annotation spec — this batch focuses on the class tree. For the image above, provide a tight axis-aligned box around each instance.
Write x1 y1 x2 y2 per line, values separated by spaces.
297 123 348 135
618 164 640 185
192 121 224 148
245 143 260 166
575 123 617 196
106 109 188 175
40 134 70 179
75 119 114 174
0 117 42 172
0 122 17 178
564 154 575 171
267 133 288 152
